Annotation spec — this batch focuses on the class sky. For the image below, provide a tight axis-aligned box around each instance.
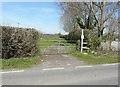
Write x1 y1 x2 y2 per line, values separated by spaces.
1 2 67 34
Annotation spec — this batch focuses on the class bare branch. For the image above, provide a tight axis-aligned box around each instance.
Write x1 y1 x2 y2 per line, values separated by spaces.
103 4 118 23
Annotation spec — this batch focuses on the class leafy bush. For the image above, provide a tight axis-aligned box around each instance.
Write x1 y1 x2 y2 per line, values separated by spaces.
64 29 81 43
84 29 102 50
2 26 41 59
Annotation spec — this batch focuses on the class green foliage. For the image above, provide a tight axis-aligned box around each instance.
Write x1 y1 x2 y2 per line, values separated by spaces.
64 29 81 43
84 29 103 50
2 26 41 59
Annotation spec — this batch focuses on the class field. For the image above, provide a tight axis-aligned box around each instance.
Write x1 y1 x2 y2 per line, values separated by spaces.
39 37 64 50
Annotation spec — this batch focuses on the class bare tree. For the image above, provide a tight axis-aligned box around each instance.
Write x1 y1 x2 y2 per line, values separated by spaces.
91 2 118 38
59 1 118 34
58 1 118 50
59 2 81 32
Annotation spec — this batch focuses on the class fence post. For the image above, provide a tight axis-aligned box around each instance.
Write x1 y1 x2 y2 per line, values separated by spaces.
81 29 84 53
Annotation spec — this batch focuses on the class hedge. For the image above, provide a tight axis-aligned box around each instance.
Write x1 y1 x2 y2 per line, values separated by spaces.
1 26 40 59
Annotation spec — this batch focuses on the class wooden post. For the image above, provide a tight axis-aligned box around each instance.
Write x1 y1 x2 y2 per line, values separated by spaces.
81 29 84 53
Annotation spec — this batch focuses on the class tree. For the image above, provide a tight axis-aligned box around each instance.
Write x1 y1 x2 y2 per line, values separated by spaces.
59 2 80 32
103 17 118 50
58 1 118 50
91 2 118 38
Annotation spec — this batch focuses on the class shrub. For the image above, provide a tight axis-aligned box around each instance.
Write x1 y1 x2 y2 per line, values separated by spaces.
65 29 81 43
2 26 40 59
84 29 102 50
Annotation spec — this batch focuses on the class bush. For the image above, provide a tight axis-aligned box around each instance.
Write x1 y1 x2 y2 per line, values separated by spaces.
64 29 81 43
59 34 66 38
2 26 41 59
84 29 102 50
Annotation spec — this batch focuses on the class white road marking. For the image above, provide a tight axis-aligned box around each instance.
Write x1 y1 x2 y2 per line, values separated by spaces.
75 63 118 69
75 65 93 68
102 63 118 66
42 67 64 71
0 70 24 74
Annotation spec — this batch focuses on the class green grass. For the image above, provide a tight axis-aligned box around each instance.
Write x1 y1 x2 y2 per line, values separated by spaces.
71 51 119 64
0 55 43 69
63 41 119 64
39 37 64 50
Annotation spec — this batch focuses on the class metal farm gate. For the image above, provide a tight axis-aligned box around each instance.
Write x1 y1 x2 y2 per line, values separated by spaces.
41 40 76 55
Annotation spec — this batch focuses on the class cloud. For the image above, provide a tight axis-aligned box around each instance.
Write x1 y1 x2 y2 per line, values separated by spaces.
3 5 58 13
28 7 57 13
7 7 58 14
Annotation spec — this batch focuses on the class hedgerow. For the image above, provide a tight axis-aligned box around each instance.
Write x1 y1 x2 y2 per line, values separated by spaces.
2 26 40 59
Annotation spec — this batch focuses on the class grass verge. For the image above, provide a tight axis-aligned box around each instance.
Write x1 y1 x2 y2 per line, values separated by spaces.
70 51 119 64
0 55 43 69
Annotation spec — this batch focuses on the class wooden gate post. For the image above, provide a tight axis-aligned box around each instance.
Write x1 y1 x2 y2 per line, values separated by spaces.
81 29 84 53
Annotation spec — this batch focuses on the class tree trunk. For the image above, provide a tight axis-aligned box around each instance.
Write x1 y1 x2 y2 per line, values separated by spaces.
99 2 105 38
